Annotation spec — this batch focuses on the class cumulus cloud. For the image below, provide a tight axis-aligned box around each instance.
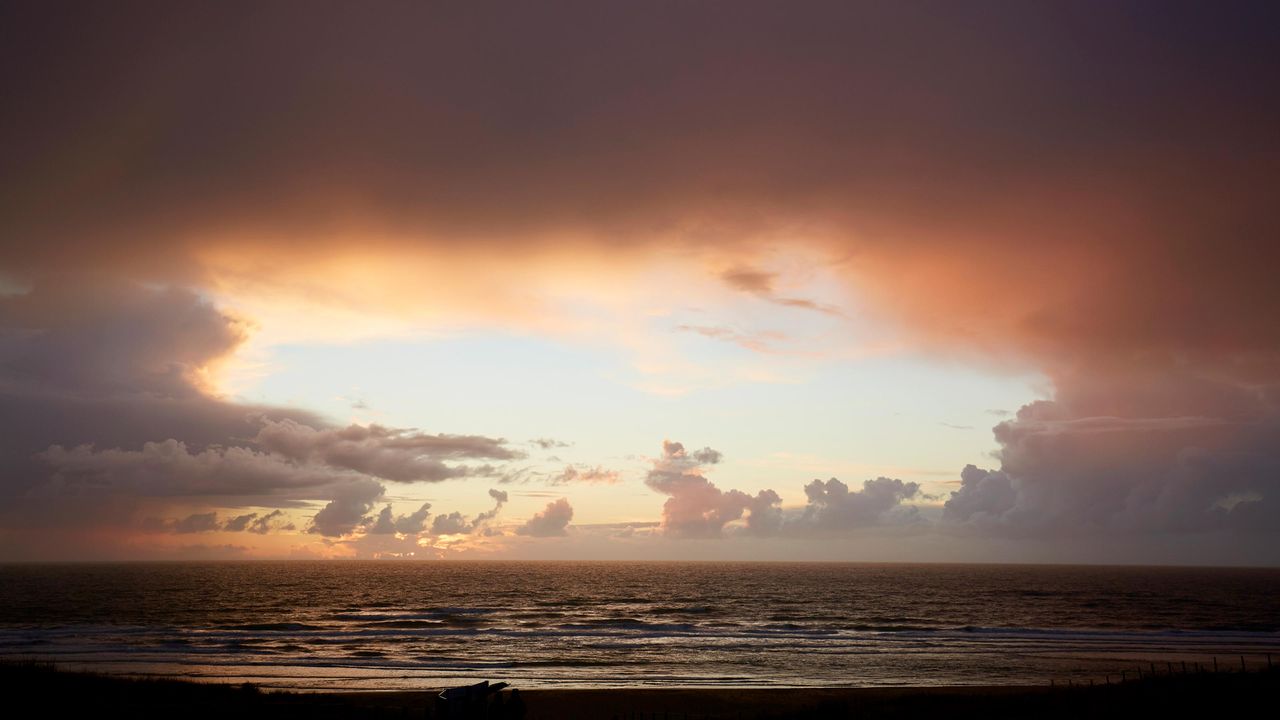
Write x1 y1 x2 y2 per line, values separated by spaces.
517 498 574 537
942 465 1017 526
309 478 385 537
642 441 925 539
428 489 508 536
367 502 433 535
645 440 780 538
428 512 469 535
795 477 921 531
941 390 1280 541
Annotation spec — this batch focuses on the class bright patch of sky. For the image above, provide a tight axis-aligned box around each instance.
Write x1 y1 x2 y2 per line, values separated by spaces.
230 328 1042 526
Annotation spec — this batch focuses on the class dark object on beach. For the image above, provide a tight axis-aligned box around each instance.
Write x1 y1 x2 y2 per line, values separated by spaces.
508 688 526 719
436 680 511 719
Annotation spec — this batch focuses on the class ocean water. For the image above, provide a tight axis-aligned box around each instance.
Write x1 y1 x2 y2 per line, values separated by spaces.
1 562 1278 691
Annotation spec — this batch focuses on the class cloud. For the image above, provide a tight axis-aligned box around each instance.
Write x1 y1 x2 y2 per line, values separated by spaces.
0 281 319 484
222 513 257 532
417 489 508 536
254 418 517 483
548 465 621 485
644 440 780 538
719 268 838 315
220 509 292 534
171 512 220 534
36 416 519 503
941 393 1280 540
0 281 333 557
0 278 527 557
472 488 509 526
308 478 385 537
429 512 470 535
143 508 295 535
942 465 1017 526
641 441 923 539
37 439 350 498
795 477 921 532
675 324 792 354
367 502 432 535
517 498 574 537
0 280 246 399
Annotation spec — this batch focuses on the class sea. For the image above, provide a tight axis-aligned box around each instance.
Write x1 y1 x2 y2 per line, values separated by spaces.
1 562 1278 691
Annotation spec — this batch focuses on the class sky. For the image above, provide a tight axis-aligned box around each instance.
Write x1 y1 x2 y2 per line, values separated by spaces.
2 1 1279 564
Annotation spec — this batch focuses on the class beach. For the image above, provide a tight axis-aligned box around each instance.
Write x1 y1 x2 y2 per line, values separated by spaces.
4 662 1276 719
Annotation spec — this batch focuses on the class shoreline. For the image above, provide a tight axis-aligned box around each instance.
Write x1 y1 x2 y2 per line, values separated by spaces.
3 662 1276 719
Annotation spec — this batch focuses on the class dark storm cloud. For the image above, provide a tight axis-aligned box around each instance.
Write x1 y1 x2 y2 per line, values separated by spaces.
0 281 323 507
4 1 1275 283
0 280 245 398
